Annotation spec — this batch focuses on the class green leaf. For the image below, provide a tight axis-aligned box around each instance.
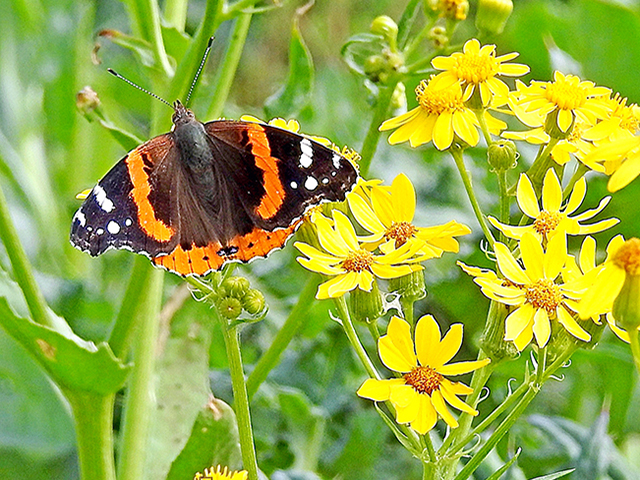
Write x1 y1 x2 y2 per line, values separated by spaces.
264 16 314 118
340 33 386 76
161 25 191 63
574 408 611 479
166 397 242 480
0 297 130 395
485 449 521 480
397 0 422 50
529 469 575 480
98 29 157 68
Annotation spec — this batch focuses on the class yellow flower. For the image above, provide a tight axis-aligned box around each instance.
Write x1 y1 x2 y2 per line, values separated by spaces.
488 169 618 241
295 210 423 299
193 465 247 480
357 315 490 434
578 236 638 319
431 38 529 106
379 76 506 150
459 232 592 350
583 135 640 192
347 173 471 256
240 114 332 147
510 71 611 134
428 0 469 20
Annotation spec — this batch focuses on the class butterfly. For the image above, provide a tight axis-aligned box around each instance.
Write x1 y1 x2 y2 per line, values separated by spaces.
70 99 359 276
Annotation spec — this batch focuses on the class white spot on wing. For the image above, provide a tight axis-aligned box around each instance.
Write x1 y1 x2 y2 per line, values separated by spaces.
322 177 329 184
305 176 318 191
290 181 298 189
96 228 105 235
107 220 121 235
73 210 86 227
299 138 314 168
125 218 133 227
332 153 341 169
93 185 115 213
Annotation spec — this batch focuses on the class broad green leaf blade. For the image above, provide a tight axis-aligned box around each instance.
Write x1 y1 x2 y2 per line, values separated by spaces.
397 0 422 50
166 397 242 480
0 298 130 395
264 16 313 118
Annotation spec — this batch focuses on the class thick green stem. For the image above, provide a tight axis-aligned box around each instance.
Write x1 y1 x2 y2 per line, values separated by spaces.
117 268 164 480
220 319 260 480
628 328 640 377
334 296 379 379
207 12 253 119
497 169 509 228
0 178 52 328
449 146 496 247
163 0 188 31
359 84 396 176
525 138 559 189
69 392 116 480
246 276 319 399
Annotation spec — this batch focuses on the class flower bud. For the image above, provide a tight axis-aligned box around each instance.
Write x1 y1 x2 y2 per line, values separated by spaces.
428 26 448 49
475 0 513 35
243 289 266 315
76 86 102 118
217 297 243 319
220 276 250 299
390 82 407 111
428 0 469 21
370 16 398 50
388 270 426 304
364 55 388 83
349 282 384 324
487 140 518 172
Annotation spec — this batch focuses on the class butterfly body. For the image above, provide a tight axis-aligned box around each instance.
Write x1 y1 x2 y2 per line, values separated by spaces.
70 102 358 276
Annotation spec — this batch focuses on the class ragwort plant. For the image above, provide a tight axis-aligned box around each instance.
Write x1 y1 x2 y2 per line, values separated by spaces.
1 0 640 479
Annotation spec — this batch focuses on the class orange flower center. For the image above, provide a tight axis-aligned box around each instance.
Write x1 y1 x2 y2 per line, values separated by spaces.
525 279 562 313
342 250 374 272
613 238 640 276
404 365 443 395
416 79 466 115
544 76 588 111
385 221 417 247
533 210 562 237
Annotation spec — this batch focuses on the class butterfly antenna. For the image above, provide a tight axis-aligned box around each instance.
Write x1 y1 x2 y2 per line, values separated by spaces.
184 36 215 107
107 68 173 109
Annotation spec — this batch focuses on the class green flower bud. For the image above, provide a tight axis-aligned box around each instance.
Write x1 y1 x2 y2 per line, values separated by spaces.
76 86 102 118
220 276 250 299
370 15 398 50
475 0 513 35
388 270 426 304
217 297 243 319
390 82 407 111
364 55 388 83
428 26 449 49
243 289 266 315
487 140 518 172
349 282 384 324
612 238 640 331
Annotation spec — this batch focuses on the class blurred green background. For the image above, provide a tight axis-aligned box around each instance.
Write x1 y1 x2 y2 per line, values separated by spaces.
1 0 640 478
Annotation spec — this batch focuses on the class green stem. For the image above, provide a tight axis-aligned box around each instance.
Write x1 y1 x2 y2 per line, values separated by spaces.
497 169 509 242
449 146 496 247
423 432 437 462
0 178 52 328
524 138 559 190
334 296 379 379
68 392 116 480
117 268 164 480
359 83 396 176
246 276 319 399
221 0 261 20
562 162 589 199
367 321 381 343
220 318 260 480
206 12 253 119
475 108 493 147
628 327 640 377
401 297 415 326
163 0 188 31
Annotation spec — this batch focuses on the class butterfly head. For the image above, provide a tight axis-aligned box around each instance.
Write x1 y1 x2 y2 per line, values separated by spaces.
171 100 196 128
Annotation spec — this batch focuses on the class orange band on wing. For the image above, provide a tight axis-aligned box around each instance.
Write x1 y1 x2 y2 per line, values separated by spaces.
152 223 299 276
246 124 285 220
126 148 174 242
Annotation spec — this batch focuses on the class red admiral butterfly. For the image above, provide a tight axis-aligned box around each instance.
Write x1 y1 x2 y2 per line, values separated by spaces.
70 44 358 276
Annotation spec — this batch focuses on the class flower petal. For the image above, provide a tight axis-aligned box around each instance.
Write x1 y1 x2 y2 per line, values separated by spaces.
438 358 491 376
357 378 404 401
433 323 463 368
431 389 458 428
541 169 562 213
415 314 441 369
410 393 438 435
391 173 416 223
517 174 541 218
495 242 530 284
532 308 551 347
504 303 535 341
378 316 417 372
440 380 477 415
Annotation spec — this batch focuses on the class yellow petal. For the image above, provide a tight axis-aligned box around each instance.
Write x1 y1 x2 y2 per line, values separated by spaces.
532 308 551 347
557 109 574 132
391 386 419 423
556 306 590 342
438 358 491 376
577 263 626 318
433 111 454 150
356 378 404 401
608 154 640 192
371 187 395 226
431 389 458 428
495 242 530 285
410 393 438 435
520 232 544 281
516 174 541 218
541 169 562 213
564 176 587 215
504 303 535 341
513 323 533 351
391 173 416 223
332 210 360 251
432 323 463 368
544 231 567 279
347 191 385 234
380 107 421 131
440 380 477 415
415 314 441 370
378 316 417 372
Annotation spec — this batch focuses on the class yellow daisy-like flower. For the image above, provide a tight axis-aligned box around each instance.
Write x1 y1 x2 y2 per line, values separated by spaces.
488 169 618 241
578 236 639 320
295 210 424 299
193 465 247 480
510 71 612 134
459 232 592 350
240 114 332 147
347 173 471 256
357 315 490 434
583 135 640 192
431 38 529 106
379 76 506 150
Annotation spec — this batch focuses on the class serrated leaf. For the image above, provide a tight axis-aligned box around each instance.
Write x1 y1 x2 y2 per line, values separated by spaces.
264 16 313 118
0 298 130 395
397 0 422 50
166 397 242 480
